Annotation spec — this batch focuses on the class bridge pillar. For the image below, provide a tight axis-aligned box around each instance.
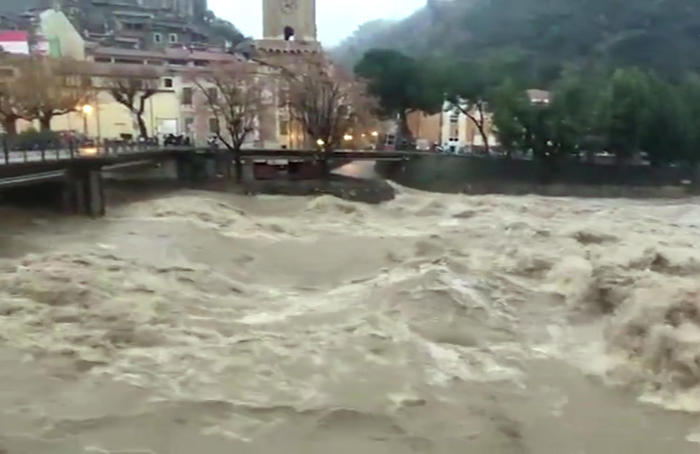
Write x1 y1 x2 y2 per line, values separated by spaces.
176 153 217 183
63 167 105 217
86 170 105 217
176 155 194 182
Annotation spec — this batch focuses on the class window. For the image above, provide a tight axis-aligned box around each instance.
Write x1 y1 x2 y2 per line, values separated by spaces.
209 117 219 134
65 75 82 87
163 78 173 88
284 26 295 41
277 84 289 106
207 87 218 102
169 33 179 43
182 87 193 105
184 117 194 132
153 33 162 43
279 119 289 136
449 112 459 142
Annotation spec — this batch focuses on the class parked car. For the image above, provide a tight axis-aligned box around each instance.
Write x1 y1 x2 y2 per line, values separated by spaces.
416 139 431 151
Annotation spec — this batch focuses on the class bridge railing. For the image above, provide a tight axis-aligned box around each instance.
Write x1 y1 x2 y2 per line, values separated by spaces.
0 139 426 167
0 140 189 165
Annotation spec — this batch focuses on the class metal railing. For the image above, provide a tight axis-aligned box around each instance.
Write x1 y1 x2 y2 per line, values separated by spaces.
0 141 183 166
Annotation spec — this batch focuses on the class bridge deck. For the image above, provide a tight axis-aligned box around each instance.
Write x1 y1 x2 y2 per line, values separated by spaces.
0 147 424 177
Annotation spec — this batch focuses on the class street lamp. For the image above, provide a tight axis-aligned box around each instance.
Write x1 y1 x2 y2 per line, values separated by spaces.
371 131 379 137
316 138 325 147
343 134 353 142
79 104 93 136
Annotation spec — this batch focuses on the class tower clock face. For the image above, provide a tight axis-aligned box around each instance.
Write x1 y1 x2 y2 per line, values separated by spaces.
281 0 298 14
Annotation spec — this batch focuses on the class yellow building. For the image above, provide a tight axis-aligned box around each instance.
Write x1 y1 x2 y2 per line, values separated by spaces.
13 0 323 149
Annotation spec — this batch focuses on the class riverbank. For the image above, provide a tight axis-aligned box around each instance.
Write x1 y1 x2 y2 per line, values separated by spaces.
240 174 395 204
377 156 696 198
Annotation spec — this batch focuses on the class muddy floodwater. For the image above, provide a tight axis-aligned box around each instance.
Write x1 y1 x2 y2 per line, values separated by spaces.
2 180 700 453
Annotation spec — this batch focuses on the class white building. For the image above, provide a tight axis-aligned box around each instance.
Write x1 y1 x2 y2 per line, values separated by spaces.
441 100 498 153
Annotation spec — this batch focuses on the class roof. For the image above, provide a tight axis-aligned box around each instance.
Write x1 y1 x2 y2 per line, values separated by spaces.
64 60 168 78
91 45 245 63
526 89 552 104
0 31 28 42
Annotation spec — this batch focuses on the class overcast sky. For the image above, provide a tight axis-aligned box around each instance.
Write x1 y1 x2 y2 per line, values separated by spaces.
209 0 426 46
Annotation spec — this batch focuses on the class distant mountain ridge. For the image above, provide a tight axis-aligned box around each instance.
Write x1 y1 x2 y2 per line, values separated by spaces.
330 0 472 68
333 0 700 81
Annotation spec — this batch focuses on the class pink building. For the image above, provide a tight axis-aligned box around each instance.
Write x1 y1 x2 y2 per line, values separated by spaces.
0 31 49 56
0 31 30 55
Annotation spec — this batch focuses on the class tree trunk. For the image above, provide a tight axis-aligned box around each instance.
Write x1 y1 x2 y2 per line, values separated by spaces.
398 110 412 149
476 103 490 155
321 152 330 178
234 151 243 183
40 115 52 132
478 127 490 155
136 115 148 138
3 117 17 136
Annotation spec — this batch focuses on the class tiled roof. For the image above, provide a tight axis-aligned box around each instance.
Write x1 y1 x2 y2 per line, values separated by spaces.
91 45 244 63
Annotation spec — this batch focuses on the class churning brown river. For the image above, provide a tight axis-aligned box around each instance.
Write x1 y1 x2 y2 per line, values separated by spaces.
2 173 700 453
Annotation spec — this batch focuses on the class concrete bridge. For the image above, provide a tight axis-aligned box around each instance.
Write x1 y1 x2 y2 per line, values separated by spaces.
0 145 424 216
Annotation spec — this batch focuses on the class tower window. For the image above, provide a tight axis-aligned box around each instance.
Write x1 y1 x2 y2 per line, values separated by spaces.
284 26 295 41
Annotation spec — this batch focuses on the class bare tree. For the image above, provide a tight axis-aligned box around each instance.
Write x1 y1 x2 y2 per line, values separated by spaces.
107 68 160 138
282 57 373 175
0 55 29 135
17 57 88 131
191 61 263 182
0 82 28 136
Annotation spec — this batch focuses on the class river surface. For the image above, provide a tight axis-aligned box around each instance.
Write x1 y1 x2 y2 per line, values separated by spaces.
2 176 700 453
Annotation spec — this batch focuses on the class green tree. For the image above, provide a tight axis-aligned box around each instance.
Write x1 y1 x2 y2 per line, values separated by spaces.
599 68 652 163
355 49 443 145
679 74 700 164
491 79 530 157
641 75 691 167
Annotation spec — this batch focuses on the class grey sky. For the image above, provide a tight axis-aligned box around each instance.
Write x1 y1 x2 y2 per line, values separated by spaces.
209 0 426 46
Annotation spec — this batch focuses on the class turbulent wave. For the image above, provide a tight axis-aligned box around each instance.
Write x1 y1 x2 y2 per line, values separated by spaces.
1 189 700 452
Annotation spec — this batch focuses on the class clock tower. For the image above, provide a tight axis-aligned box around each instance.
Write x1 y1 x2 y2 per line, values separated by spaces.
263 0 317 42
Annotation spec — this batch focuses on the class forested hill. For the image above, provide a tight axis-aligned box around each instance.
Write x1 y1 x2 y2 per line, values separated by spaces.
331 1 471 69
333 0 700 82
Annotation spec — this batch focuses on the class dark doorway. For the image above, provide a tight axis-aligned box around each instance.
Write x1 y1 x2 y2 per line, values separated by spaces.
284 26 295 41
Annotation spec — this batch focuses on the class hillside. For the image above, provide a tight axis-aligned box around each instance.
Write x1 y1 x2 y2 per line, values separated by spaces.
333 0 700 81
331 1 470 68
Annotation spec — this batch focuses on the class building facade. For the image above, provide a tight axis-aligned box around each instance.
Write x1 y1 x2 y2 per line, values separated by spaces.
406 102 499 153
254 0 320 148
10 0 324 150
263 0 316 41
